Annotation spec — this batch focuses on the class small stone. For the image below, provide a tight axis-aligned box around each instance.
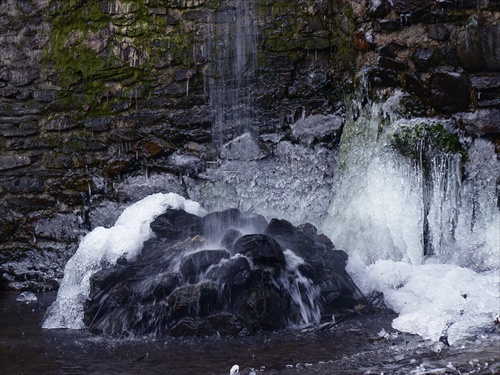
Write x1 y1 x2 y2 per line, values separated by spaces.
412 46 442 72
427 24 450 41
0 155 32 171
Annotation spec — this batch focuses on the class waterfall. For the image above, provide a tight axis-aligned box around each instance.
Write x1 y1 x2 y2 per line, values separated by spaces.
208 0 258 146
321 89 499 344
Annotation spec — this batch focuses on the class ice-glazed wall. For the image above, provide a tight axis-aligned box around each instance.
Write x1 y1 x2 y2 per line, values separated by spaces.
1 0 499 290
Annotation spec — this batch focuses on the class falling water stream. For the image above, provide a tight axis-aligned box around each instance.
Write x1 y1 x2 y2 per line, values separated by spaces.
208 0 258 146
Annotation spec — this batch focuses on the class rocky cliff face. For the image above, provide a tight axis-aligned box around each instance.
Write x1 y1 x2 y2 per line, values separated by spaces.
1 0 498 291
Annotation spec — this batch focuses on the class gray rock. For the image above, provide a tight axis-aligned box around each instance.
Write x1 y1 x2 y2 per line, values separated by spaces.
0 155 32 171
290 114 343 147
427 24 450 41
219 132 268 161
456 109 500 135
32 90 57 102
470 74 500 90
83 117 112 132
457 23 500 71
3 176 44 193
30 213 81 242
44 115 77 131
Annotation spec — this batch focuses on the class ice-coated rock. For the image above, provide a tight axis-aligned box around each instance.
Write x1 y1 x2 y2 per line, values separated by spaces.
16 291 37 303
219 132 268 161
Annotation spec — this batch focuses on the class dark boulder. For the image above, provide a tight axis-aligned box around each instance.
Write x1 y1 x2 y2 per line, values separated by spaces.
220 228 243 251
368 0 392 19
201 208 241 243
412 47 442 72
430 72 471 113
150 208 202 242
379 42 405 58
365 67 400 88
457 23 500 71
240 288 290 332
379 56 409 72
179 249 230 283
428 24 450 41
234 234 286 274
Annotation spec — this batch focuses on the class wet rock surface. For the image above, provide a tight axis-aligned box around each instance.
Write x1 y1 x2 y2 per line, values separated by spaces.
1 0 499 291
82 208 361 337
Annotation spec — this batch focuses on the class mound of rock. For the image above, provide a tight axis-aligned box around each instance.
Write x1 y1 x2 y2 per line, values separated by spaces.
83 208 362 337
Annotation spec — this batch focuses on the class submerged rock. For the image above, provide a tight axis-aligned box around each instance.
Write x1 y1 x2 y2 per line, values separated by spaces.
83 207 362 337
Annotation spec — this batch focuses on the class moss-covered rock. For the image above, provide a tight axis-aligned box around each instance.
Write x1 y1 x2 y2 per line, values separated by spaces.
392 122 467 163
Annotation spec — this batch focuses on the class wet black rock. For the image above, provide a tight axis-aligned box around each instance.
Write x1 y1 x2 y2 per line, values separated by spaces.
430 72 471 113
83 208 362 337
368 0 392 19
427 24 450 41
379 56 409 72
379 43 405 58
365 67 400 88
233 234 286 274
412 47 442 72
150 208 202 242
457 23 500 71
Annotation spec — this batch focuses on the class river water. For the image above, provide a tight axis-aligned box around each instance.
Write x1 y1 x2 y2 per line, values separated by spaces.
1 293 498 375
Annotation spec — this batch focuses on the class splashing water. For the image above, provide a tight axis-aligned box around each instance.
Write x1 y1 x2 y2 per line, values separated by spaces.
281 250 321 327
43 193 207 330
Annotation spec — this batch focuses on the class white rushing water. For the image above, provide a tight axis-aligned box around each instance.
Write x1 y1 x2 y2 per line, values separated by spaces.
322 90 499 344
208 0 258 146
43 193 207 329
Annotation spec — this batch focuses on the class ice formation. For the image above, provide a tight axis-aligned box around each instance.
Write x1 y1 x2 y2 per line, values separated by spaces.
323 91 499 344
43 193 206 329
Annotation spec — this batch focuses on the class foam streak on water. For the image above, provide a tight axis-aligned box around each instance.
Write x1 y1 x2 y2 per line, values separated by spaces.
43 193 207 330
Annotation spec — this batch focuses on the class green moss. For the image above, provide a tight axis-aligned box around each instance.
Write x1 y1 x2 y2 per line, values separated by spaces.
44 0 175 116
392 122 467 163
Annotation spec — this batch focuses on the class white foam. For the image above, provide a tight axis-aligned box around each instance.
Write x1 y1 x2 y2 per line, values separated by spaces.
348 258 499 344
43 193 206 329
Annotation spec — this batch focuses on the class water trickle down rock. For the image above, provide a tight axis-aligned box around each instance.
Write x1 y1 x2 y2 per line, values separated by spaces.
82 207 362 337
208 0 258 146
